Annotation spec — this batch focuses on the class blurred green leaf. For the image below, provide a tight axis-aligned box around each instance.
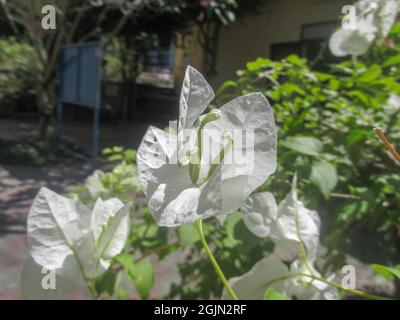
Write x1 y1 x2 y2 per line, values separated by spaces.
131 259 154 299
246 57 271 71
371 264 400 281
310 161 338 199
178 224 200 247
94 268 118 296
112 146 124 153
281 137 323 156
355 65 382 83
383 55 400 67
264 288 290 300
108 154 123 162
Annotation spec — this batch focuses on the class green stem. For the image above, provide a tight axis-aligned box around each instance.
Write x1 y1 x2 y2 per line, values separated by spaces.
264 273 392 300
195 220 238 300
303 273 392 300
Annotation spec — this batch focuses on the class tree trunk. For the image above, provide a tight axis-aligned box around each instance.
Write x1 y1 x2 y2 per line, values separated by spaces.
36 86 53 140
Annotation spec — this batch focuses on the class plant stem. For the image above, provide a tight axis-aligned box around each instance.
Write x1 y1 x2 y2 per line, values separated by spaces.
264 273 392 300
374 127 400 164
195 220 238 300
302 273 392 300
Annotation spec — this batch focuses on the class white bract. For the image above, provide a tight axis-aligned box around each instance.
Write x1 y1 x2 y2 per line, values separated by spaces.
241 178 320 260
222 255 338 300
329 0 399 57
21 187 130 299
231 178 338 300
137 66 277 227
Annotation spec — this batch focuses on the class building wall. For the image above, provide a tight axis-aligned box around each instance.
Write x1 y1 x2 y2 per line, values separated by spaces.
213 0 349 87
174 27 205 89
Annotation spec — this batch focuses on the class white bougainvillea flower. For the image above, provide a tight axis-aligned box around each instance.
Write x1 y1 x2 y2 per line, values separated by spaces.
329 17 377 57
21 187 130 299
241 178 320 261
222 255 338 300
329 0 399 57
137 66 277 227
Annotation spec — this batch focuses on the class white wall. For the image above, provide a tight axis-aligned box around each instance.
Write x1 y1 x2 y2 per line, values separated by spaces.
213 0 350 86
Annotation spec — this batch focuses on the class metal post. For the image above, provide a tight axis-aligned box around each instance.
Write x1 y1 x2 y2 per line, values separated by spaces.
92 42 103 171
56 100 64 150
92 104 100 170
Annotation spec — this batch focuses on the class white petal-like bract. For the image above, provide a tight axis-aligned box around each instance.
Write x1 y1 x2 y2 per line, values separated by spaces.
222 255 289 300
137 66 277 227
241 192 278 238
22 188 131 299
241 182 320 261
27 187 91 270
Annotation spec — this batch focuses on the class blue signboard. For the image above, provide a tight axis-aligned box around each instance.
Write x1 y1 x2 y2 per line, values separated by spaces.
60 42 101 107
57 42 102 168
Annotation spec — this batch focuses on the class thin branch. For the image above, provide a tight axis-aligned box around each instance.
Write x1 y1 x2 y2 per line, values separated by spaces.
374 127 400 164
330 193 362 200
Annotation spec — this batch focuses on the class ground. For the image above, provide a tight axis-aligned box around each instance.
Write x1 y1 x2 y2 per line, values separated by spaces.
0 117 182 299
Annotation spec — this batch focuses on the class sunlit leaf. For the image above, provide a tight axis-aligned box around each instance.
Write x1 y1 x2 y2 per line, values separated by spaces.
264 288 290 300
310 162 338 199
281 137 323 156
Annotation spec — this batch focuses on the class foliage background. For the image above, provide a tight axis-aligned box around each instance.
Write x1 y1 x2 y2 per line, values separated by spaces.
65 21 400 299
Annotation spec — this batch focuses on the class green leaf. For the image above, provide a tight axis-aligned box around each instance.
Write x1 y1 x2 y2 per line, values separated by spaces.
383 55 400 67
102 148 113 155
115 253 135 274
278 83 305 97
216 80 237 96
123 149 137 163
371 264 400 281
348 90 370 106
264 288 290 300
178 224 200 247
108 154 123 162
355 65 382 83
131 259 154 299
281 136 323 156
246 57 271 71
285 54 304 66
310 161 338 199
112 146 124 153
94 267 117 296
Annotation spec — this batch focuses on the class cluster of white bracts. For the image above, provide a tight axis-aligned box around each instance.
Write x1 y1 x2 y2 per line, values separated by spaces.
22 66 337 300
222 179 338 300
137 66 277 227
329 0 399 57
21 187 130 299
